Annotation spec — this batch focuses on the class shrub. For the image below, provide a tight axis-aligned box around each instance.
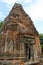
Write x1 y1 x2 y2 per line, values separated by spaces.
41 44 43 52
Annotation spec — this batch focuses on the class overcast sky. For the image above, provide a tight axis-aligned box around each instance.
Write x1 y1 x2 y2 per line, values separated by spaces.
0 0 43 34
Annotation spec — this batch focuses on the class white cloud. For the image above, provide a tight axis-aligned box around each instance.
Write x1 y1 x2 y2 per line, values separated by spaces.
24 0 32 3
1 0 26 5
25 0 43 22
1 0 33 5
2 0 18 5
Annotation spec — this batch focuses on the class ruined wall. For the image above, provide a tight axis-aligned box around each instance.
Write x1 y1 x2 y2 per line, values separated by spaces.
35 35 42 54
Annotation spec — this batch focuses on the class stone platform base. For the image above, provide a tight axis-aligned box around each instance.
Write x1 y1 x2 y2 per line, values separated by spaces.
0 60 40 65
24 60 40 65
0 60 24 65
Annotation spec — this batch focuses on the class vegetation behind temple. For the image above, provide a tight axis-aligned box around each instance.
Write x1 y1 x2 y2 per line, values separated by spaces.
39 34 43 52
0 21 3 29
0 21 43 52
0 21 3 39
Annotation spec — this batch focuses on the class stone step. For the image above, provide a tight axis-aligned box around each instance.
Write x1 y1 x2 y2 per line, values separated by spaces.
24 61 40 65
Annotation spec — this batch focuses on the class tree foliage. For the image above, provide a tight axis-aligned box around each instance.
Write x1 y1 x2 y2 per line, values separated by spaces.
0 21 3 39
39 34 43 44
0 21 3 29
39 34 43 52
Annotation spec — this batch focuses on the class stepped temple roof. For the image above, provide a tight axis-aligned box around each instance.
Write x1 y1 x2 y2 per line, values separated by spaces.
1 3 38 36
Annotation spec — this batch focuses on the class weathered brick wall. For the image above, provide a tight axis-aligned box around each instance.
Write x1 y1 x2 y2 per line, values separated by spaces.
35 35 42 54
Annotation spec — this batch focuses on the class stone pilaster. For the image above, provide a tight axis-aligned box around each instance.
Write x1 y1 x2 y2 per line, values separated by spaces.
35 36 42 54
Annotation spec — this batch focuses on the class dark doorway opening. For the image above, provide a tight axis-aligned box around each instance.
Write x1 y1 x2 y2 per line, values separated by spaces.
25 43 31 61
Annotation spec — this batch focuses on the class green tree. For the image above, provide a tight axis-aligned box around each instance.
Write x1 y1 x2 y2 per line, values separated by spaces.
0 21 3 28
0 21 3 39
39 34 43 52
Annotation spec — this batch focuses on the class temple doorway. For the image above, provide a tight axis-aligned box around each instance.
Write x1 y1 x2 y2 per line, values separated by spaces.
25 43 31 61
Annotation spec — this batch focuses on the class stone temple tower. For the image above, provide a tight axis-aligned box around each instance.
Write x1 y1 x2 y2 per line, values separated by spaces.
0 3 41 65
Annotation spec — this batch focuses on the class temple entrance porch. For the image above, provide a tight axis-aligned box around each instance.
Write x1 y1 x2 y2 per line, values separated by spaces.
0 32 35 65
24 40 35 62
